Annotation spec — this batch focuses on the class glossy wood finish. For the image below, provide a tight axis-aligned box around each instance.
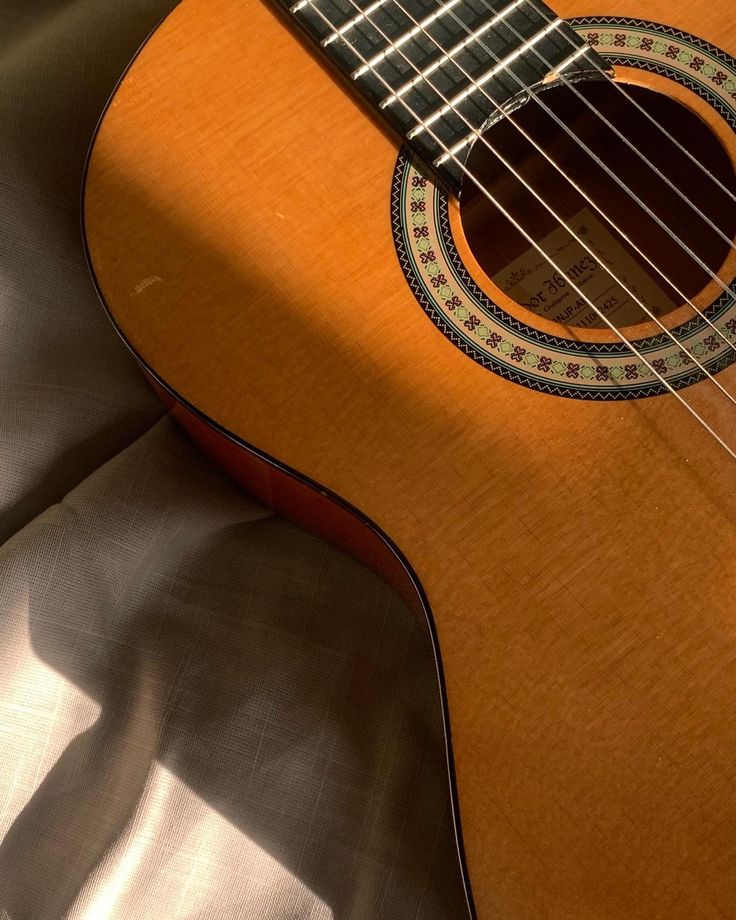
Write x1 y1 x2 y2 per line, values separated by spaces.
84 1 736 916
284 0 601 191
150 375 429 619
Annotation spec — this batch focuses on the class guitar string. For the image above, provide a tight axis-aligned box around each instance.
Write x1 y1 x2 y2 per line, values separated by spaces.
317 0 736 409
388 0 736 298
319 0 736 271
368 0 736 359
477 1 736 251
365 0 736 221
520 0 736 207
301 0 736 461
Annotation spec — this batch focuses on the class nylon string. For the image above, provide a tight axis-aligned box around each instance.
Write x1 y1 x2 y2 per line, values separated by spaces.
382 0 736 359
325 0 736 410
300 0 736 462
409 0 736 299
460 0 736 293
521 0 736 208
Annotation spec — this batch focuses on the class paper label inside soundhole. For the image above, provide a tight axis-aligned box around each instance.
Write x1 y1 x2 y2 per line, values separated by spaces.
493 208 677 329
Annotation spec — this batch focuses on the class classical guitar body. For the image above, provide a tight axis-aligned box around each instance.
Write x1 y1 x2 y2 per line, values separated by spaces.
84 0 736 916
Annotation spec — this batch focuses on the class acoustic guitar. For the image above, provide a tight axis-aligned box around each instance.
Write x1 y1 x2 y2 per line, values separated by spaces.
83 0 736 915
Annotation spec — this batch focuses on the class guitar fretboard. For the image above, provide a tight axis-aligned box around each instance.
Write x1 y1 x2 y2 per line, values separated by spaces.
283 0 604 193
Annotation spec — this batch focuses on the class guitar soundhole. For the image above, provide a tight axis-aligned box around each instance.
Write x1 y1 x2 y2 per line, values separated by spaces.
459 80 736 330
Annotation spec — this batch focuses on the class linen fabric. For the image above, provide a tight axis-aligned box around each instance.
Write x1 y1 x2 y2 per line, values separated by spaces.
0 2 466 917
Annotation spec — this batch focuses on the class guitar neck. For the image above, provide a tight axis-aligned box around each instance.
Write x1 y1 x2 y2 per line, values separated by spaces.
283 0 605 193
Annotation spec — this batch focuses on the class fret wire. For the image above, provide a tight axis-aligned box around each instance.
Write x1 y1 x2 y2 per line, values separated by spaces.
541 41 589 81
432 131 475 162
301 0 736 462
294 0 734 320
309 0 467 71
511 0 736 251
431 41 588 163
342 0 735 314
349 0 736 407
342 0 464 42
289 0 598 192
448 0 736 297
405 16 561 137
434 46 592 164
288 0 736 362
322 0 393 45
349 0 465 68
522 0 736 206
419 0 736 357
344 0 562 174
369 0 525 93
